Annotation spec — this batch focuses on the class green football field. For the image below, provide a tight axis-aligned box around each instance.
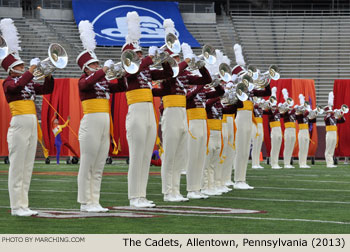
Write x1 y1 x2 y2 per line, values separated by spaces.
0 160 349 234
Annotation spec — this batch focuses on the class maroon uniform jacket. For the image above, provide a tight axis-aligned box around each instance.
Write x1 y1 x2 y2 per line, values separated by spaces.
296 110 316 124
152 62 211 97
186 85 225 109
78 69 126 101
3 71 54 103
253 103 263 118
281 108 296 123
324 113 345 126
263 108 281 123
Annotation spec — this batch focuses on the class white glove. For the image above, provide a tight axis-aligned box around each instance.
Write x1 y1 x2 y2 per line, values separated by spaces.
226 82 234 89
231 74 238 82
104 59 114 68
30 58 40 66
148 46 158 56
181 42 193 59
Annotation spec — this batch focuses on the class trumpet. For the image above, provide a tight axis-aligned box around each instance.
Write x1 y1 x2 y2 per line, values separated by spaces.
334 104 349 119
308 105 324 119
121 49 140 74
278 102 289 113
0 35 8 60
187 44 216 71
105 62 125 81
33 43 68 80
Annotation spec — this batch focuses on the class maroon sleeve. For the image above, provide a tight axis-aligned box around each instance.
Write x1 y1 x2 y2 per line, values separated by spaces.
236 100 244 109
187 66 212 86
206 97 220 109
108 77 127 93
33 76 55 95
178 61 188 72
337 117 346 124
4 71 34 93
252 85 271 97
139 56 154 70
79 69 106 91
186 85 203 100
150 62 173 80
205 85 225 99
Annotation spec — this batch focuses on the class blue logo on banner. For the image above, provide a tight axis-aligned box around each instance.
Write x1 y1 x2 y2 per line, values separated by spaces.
72 0 200 47
93 5 179 45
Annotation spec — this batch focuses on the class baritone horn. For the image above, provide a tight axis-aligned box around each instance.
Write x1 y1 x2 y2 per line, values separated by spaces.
218 63 232 82
121 49 140 74
236 82 249 101
160 33 181 54
33 43 68 80
105 62 125 81
247 65 259 81
334 104 349 119
0 35 8 60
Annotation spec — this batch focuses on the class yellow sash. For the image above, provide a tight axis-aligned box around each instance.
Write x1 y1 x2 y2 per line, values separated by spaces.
285 122 296 128
163 95 186 108
269 121 281 128
187 108 207 120
255 117 263 124
326 125 337 131
9 100 48 158
81 98 119 155
126 88 153 105
299 123 309 130
237 100 253 111
222 114 233 123
207 119 222 131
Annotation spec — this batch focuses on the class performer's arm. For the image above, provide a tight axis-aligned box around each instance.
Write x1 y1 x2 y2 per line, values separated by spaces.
186 85 203 100
187 67 212 86
79 69 106 91
205 85 225 99
150 62 173 80
178 61 188 72
60 116 70 129
337 116 346 124
4 71 34 93
252 85 271 97
205 97 220 112
34 75 55 95
108 77 127 93
152 81 168 97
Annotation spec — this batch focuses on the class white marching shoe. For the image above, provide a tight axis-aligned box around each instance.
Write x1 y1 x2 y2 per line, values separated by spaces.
80 204 108 212
234 182 254 190
93 204 109 212
252 165 260 169
299 165 311 168
327 164 337 168
164 194 180 202
201 188 222 196
271 165 282 169
11 208 37 217
225 181 234 186
258 165 264 169
130 198 156 208
187 191 209 199
174 193 189 202
284 165 295 169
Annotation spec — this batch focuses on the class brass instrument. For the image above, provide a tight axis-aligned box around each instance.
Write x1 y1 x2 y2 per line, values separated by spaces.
121 49 140 74
278 102 289 113
187 44 216 71
247 65 259 81
218 63 232 82
308 105 324 119
161 33 181 54
105 62 125 81
221 82 248 105
151 49 179 77
252 64 280 88
236 82 249 101
33 43 68 80
269 96 277 107
0 35 8 60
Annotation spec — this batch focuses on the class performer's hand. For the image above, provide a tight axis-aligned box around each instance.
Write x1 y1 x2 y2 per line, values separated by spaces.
104 59 114 69
30 58 40 67
148 46 158 57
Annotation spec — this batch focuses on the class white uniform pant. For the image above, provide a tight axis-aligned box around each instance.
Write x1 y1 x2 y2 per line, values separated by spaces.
283 127 296 166
298 129 310 166
251 122 264 167
234 110 252 182
78 113 110 205
226 117 236 182
219 123 227 187
187 119 207 192
270 126 282 167
7 114 37 210
126 102 157 199
202 130 221 190
325 131 337 166
161 107 188 195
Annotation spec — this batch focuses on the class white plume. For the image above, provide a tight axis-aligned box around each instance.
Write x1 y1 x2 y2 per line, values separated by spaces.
0 18 21 54
328 91 334 106
126 11 141 45
299 94 305 105
233 44 245 66
271 86 277 97
78 20 96 51
163 19 175 35
282 88 289 101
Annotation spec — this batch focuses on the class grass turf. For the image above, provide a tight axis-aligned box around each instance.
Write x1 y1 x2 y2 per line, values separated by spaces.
0 160 349 234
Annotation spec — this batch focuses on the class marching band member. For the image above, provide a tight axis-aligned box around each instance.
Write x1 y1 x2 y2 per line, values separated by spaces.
76 21 126 212
1 19 54 216
186 79 225 199
280 89 296 168
251 97 264 169
263 87 282 169
152 34 211 202
122 12 173 207
295 94 316 168
51 114 79 164
233 44 271 189
324 92 346 168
